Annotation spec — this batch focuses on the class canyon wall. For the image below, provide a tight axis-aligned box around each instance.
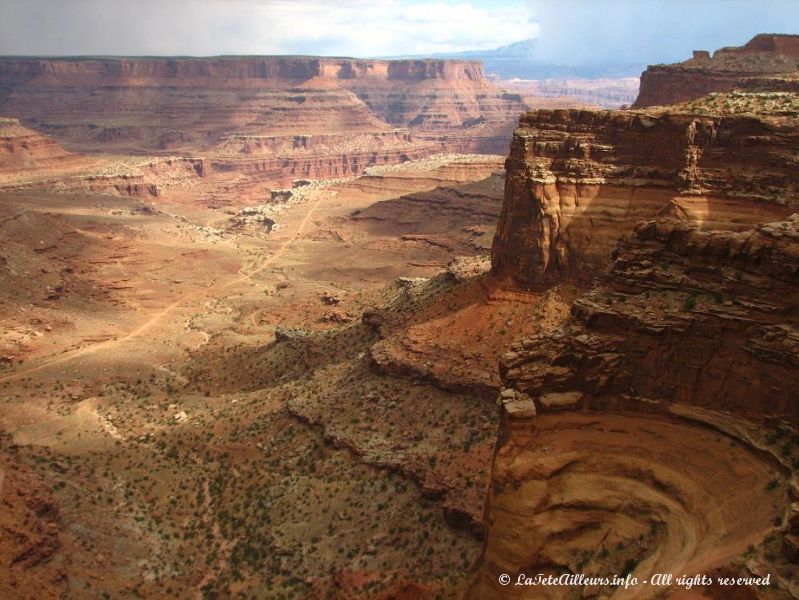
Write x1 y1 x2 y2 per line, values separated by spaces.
491 107 799 287
634 34 799 107
475 86 799 598
0 118 204 196
0 56 527 179
0 57 486 85
207 129 436 184
472 215 799 599
497 216 799 419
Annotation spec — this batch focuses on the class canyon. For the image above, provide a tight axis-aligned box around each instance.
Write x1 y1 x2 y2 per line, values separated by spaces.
498 77 640 109
491 104 799 286
0 56 527 186
0 110 516 596
0 34 798 600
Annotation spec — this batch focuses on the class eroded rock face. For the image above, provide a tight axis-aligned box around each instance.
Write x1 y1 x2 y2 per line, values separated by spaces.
472 216 799 599
634 34 799 108
478 216 799 596
478 69 799 596
0 56 485 84
469 412 786 600
0 118 84 174
0 121 205 196
491 107 799 287
0 56 527 164
501 216 799 418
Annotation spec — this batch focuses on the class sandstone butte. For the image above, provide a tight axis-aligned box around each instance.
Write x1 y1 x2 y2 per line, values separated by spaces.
0 56 527 186
470 34 799 600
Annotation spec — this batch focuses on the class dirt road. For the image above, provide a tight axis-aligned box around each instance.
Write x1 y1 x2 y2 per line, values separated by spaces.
0 194 325 383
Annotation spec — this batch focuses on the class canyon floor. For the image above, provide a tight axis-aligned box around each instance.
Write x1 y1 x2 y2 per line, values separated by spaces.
1 143 791 600
0 149 573 599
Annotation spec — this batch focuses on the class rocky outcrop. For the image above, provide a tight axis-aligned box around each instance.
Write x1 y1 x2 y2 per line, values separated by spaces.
0 118 89 175
634 34 799 108
470 410 786 599
471 216 799 599
500 216 799 418
475 64 799 596
0 145 205 197
0 118 206 194
491 106 799 287
208 129 435 186
0 56 485 84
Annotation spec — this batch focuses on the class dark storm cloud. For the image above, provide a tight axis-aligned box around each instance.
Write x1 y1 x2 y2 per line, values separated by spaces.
0 0 533 57
0 0 286 56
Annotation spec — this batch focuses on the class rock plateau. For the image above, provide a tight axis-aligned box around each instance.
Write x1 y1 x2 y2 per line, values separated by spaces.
635 34 799 107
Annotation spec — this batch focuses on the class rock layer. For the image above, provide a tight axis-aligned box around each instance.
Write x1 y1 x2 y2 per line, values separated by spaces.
469 411 785 600
634 34 799 108
0 56 528 177
208 129 435 186
499 216 799 418
472 215 799 598
0 118 89 175
491 106 799 287
477 70 799 597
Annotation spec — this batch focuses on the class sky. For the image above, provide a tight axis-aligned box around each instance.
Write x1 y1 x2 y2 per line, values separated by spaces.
0 0 797 67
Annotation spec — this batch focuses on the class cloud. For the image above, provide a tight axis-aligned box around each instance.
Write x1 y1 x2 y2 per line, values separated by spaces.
2 0 796 64
0 0 537 57
525 0 799 66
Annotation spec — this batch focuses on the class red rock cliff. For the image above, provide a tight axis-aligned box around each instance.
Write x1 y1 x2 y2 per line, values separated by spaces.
491 106 799 286
634 34 799 107
0 56 486 86
474 90 799 599
0 56 524 156
472 213 799 598
0 117 94 176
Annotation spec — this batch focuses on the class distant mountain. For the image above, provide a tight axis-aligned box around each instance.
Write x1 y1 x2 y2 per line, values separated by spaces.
392 39 647 80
